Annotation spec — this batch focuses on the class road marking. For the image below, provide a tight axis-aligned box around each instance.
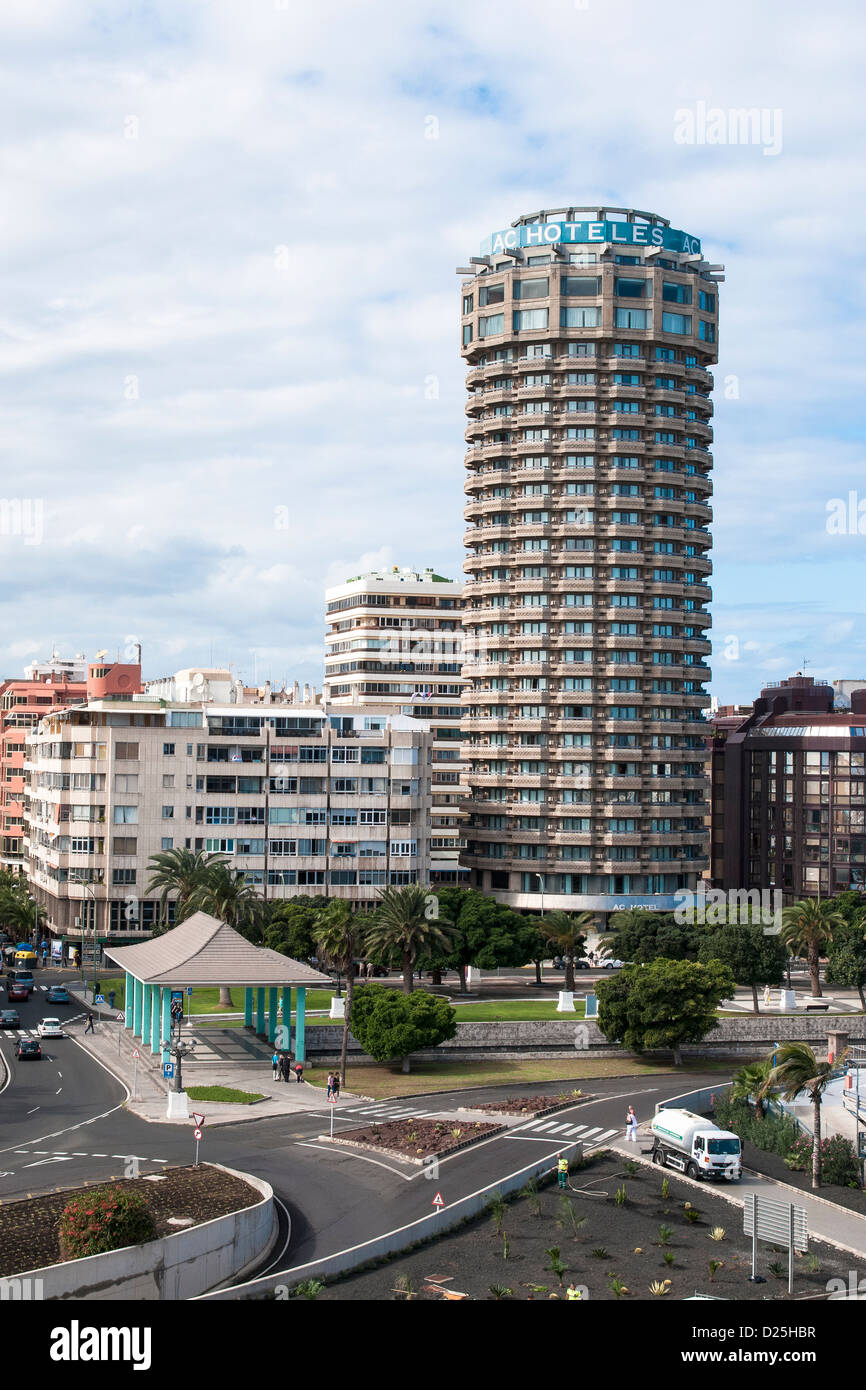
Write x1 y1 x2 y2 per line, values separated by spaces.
544 1122 574 1134
296 1141 415 1181
580 1127 604 1138
525 1120 559 1132
559 1124 588 1136
55 1088 62 1094
24 1156 74 1168
25 1107 40 1115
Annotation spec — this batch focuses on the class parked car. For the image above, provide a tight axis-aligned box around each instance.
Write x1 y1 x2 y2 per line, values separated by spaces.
600 958 625 969
0 1008 20 1028
46 986 71 1005
574 959 592 970
37 1017 64 1038
16 1038 41 1060
7 984 29 1002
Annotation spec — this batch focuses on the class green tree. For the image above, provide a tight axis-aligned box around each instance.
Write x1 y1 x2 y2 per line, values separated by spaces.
698 922 787 1013
145 848 228 926
425 891 541 993
770 1042 847 1189
541 910 593 992
349 982 456 1073
596 958 734 1066
312 899 361 1087
601 911 705 965
731 1059 776 1121
364 884 456 993
1 892 47 942
264 897 321 962
781 898 845 998
825 916 866 1008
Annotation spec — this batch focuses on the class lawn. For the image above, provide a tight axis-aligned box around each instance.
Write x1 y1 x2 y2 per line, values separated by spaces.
184 1086 265 1104
91 977 334 1015
306 1056 732 1100
450 1000 587 1021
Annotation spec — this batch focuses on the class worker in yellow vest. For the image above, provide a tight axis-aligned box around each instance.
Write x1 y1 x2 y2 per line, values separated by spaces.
566 1284 583 1300
557 1153 569 1189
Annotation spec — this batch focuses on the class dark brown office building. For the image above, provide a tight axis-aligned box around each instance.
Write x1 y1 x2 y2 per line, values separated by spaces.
709 674 866 899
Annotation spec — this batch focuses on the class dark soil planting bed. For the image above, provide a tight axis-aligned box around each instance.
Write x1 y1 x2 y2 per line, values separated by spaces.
469 1092 594 1118
0 1164 261 1278
315 1152 849 1301
330 1117 502 1162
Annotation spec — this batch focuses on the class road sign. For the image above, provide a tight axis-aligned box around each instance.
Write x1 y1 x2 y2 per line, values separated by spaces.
95 994 105 1004
132 1048 140 1059
193 1127 203 1141
186 986 193 996
163 1062 174 1079
116 1012 125 1023
327 1093 337 1104
744 1192 807 1293
191 1112 205 1127
432 1192 445 1208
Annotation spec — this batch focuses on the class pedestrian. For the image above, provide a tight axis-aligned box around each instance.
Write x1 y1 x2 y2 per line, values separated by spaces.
625 1105 638 1141
332 1072 341 1099
763 984 771 1008
326 1071 335 1098
566 1283 583 1301
272 1049 280 1079
556 1153 568 1189
294 1061 304 1084
279 1053 290 1082
84 1012 94 1035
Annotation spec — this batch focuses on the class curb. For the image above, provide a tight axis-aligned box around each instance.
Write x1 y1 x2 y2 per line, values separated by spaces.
317 1121 506 1166
458 1094 595 1123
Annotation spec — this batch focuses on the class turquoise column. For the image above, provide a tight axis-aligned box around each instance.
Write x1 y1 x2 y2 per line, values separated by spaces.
255 987 265 1036
150 986 160 1056
268 988 278 1045
124 973 134 1028
280 987 291 1053
244 987 253 1028
161 989 171 1058
133 978 143 1037
141 983 152 1045
294 986 306 1063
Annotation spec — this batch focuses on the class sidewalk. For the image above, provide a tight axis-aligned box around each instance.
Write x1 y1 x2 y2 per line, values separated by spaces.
68 984 363 1125
613 1135 866 1261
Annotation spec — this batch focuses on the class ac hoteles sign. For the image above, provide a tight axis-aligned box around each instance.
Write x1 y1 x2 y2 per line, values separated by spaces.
480 221 701 256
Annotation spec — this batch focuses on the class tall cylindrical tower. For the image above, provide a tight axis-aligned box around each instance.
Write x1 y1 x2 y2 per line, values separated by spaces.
458 207 721 921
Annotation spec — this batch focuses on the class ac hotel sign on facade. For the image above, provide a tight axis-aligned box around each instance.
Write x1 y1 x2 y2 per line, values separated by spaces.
481 222 703 257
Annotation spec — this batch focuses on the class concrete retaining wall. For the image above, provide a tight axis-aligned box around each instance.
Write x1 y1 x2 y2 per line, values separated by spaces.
306 1014 866 1064
15 1165 277 1301
198 1141 584 1300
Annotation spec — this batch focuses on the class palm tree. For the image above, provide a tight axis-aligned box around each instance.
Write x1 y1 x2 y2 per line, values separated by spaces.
540 910 594 992
731 1059 775 1121
313 899 361 1087
145 848 228 926
175 861 264 1007
781 897 845 997
364 884 456 993
770 1042 847 1189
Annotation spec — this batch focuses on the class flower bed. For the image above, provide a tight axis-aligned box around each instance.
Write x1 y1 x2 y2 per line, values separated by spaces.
0 1165 261 1279
465 1091 593 1119
328 1117 502 1164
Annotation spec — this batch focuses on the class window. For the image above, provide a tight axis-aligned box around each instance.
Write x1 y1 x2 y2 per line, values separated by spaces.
114 773 138 792
112 868 136 885
615 307 649 329
462 294 474 314
162 774 175 789
112 837 136 855
161 837 174 850
479 283 504 306
699 320 715 342
698 290 715 312
513 277 548 299
479 313 505 337
662 312 691 335
513 308 549 331
463 324 473 346
561 306 601 328
561 276 600 296
662 282 692 304
615 278 646 297
162 805 174 820
115 742 139 760
113 805 138 824
163 743 175 755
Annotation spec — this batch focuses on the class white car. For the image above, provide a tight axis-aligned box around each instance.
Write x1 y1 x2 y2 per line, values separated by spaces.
600 958 625 969
37 1017 64 1038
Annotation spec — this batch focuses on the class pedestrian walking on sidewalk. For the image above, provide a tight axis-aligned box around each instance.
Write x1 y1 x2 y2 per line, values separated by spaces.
326 1071 336 1098
84 1012 94 1035
279 1054 291 1083
625 1105 638 1142
332 1072 341 1099
272 1049 280 1079
294 1061 304 1084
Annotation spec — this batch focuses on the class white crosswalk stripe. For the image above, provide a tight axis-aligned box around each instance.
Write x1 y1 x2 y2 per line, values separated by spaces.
559 1124 589 1136
580 1126 604 1138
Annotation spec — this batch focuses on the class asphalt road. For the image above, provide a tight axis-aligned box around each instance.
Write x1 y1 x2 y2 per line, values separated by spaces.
0 967 723 1283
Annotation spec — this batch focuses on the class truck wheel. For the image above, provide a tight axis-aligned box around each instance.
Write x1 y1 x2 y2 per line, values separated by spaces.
652 1148 664 1166
687 1162 700 1180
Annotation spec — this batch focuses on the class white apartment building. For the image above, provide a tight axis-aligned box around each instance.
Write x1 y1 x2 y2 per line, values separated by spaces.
25 680 434 948
323 567 469 887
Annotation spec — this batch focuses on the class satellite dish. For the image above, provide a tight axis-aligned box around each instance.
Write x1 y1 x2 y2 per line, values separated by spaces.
95 649 108 660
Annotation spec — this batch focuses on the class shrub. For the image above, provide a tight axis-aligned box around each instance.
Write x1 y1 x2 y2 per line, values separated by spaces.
713 1095 798 1157
59 1186 155 1261
784 1133 860 1187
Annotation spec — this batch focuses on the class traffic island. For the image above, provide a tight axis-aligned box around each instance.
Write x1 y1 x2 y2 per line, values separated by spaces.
325 1117 504 1165
0 1163 277 1299
461 1091 595 1122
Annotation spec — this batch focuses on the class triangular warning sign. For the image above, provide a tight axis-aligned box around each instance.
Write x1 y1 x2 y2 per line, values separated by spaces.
191 1113 205 1127
432 1191 444 1208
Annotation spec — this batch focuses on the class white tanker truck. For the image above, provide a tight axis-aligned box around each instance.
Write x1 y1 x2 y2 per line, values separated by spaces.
650 1108 742 1181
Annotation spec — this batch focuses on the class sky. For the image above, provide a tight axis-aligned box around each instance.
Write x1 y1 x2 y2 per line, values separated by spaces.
0 0 864 703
